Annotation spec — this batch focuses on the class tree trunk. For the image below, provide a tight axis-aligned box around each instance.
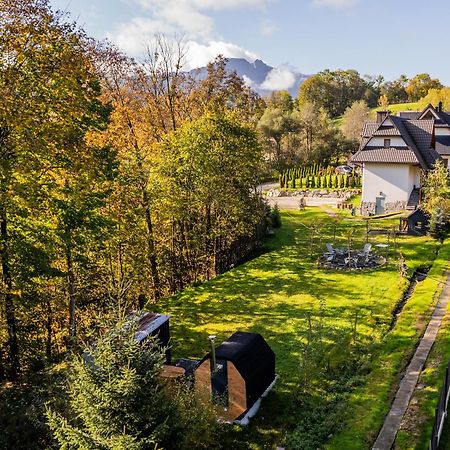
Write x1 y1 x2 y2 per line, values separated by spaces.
45 298 52 361
0 210 19 378
205 202 212 280
142 189 161 300
66 241 76 347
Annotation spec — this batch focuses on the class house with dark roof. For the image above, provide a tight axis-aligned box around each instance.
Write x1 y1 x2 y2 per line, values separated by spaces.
351 103 449 216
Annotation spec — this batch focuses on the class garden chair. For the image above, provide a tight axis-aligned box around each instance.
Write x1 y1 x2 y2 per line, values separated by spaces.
357 243 372 265
324 243 335 262
326 243 335 255
358 243 371 256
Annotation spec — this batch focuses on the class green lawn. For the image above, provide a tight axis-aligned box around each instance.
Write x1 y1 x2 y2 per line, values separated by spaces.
370 102 422 115
154 209 441 449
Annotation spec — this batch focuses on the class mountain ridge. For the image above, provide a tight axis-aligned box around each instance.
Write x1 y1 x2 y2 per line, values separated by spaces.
188 57 311 97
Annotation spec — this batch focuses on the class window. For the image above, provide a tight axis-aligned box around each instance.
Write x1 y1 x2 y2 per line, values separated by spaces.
384 139 390 148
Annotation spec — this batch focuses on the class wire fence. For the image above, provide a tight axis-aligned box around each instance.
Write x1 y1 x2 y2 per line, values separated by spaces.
430 364 450 449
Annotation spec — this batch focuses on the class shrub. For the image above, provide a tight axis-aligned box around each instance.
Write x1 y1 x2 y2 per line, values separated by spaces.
47 317 219 450
270 204 282 228
429 207 447 243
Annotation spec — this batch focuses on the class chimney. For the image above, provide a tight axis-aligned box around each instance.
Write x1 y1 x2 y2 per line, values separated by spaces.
438 101 443 112
376 110 390 123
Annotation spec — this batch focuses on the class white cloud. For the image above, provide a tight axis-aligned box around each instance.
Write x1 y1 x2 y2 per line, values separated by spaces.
242 75 256 88
260 67 297 91
135 0 268 12
109 0 271 56
313 0 358 8
260 19 277 37
184 40 258 70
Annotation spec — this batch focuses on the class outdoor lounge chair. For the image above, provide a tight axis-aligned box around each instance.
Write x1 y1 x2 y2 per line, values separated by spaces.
324 243 335 263
357 243 372 264
326 243 335 255
358 243 372 256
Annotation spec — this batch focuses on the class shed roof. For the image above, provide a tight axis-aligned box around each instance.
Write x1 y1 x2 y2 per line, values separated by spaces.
214 332 274 371
135 312 170 342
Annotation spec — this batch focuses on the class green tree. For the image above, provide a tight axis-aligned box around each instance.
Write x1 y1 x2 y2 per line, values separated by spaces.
429 207 447 243
257 107 291 167
422 160 450 219
380 75 409 104
298 69 371 118
154 111 265 282
47 315 218 449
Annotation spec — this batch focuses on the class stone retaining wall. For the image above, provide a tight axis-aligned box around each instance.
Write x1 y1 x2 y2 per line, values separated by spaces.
361 200 407 216
268 189 360 201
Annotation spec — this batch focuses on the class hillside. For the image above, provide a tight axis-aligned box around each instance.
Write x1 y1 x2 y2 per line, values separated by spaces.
370 101 421 115
335 101 422 127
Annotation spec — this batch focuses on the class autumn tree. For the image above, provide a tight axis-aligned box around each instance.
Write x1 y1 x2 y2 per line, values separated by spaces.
418 87 450 111
406 73 443 102
0 0 112 375
341 100 370 142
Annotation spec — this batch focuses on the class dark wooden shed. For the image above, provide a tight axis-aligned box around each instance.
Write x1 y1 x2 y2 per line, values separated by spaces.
195 331 276 423
400 209 429 236
135 312 171 363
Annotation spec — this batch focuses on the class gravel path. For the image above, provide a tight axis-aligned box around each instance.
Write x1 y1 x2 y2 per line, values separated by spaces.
266 196 343 210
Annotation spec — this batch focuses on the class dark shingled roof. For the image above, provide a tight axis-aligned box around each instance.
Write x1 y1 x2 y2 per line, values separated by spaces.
351 114 439 169
351 148 419 164
436 135 450 155
359 122 378 150
398 111 421 120
419 104 450 127
373 127 401 136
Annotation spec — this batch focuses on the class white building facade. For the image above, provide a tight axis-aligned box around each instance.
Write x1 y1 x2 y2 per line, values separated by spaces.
351 105 449 216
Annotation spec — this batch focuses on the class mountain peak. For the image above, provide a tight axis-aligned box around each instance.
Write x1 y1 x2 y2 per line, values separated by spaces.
189 57 310 97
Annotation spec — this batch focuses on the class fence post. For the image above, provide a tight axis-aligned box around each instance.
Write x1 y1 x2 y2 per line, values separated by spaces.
445 367 450 416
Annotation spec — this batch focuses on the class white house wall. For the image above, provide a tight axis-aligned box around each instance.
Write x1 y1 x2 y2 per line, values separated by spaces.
367 137 406 147
361 163 417 215
410 165 421 187
435 127 450 136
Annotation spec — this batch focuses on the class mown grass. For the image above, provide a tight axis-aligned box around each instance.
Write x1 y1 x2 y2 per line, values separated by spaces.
370 102 422 115
154 209 440 449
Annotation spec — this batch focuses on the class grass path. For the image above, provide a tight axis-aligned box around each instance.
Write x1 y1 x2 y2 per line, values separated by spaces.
154 209 439 449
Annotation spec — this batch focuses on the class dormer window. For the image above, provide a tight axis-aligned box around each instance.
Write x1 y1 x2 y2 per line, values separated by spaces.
384 139 391 148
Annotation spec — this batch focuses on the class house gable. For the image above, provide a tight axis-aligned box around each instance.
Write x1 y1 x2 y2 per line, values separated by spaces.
418 104 441 121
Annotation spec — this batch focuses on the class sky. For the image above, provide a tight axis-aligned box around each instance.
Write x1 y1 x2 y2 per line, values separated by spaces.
49 0 450 87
